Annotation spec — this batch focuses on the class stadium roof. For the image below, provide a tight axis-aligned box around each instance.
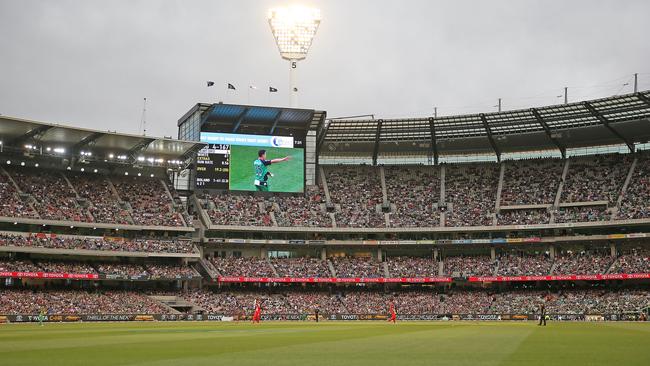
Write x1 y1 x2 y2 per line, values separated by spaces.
179 103 326 136
321 91 650 162
0 115 206 166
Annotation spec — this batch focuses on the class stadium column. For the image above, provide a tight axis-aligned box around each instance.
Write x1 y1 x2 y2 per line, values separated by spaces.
490 248 496 260
320 247 327 261
610 243 617 258
260 248 268 260
377 248 383 262
549 245 555 260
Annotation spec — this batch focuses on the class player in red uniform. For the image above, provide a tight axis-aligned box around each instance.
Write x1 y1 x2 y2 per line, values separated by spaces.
252 299 262 324
388 302 397 323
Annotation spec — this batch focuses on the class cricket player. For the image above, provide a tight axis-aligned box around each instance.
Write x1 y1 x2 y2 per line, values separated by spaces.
388 303 397 323
252 299 262 324
253 149 290 192
37 308 46 326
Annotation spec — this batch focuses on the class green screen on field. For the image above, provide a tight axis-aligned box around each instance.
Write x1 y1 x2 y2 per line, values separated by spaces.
229 145 305 193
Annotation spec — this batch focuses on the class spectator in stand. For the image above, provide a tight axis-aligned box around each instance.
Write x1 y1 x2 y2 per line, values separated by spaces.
0 234 194 254
443 256 495 277
501 159 563 206
385 256 438 277
113 176 186 227
7 167 93 222
384 166 441 228
331 257 383 278
561 154 631 204
211 257 275 277
272 186 332 227
553 252 614 275
497 209 550 225
325 166 385 228
0 289 167 314
619 152 650 219
610 249 650 274
270 257 331 277
204 194 272 227
445 163 499 227
68 173 134 225
146 263 198 279
0 171 39 219
554 206 610 223
496 253 552 276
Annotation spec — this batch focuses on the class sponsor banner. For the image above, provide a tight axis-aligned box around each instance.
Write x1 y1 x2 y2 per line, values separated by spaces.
288 240 306 244
451 239 472 245
506 238 523 243
0 271 99 280
399 240 417 245
379 240 399 245
523 237 542 243
468 273 650 282
217 276 452 284
249 239 267 244
607 234 626 239
491 238 507 244
226 239 246 244
472 239 492 244
625 233 647 239
308 240 326 244
362 240 379 245
416 240 436 244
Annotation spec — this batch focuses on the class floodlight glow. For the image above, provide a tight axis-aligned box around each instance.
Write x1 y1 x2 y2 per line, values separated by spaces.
268 6 321 108
268 6 321 61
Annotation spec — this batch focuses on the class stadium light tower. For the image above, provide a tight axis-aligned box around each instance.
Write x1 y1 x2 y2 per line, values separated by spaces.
268 6 321 108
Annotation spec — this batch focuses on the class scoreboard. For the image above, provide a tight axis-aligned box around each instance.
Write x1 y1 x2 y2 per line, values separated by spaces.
195 144 231 189
195 132 305 192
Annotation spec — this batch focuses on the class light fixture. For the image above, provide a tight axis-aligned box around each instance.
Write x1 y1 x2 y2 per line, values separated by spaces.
34 163 39 168
93 169 98 173
80 168 85 172
268 6 321 107
124 172 129 176
137 173 141 177
108 153 114 159
20 162 25 166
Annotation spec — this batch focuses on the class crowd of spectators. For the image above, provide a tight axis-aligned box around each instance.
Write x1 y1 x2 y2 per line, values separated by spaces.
271 186 332 227
0 259 42 272
112 177 186 227
554 206 610 223
68 173 133 225
8 167 93 222
36 261 96 274
96 263 148 277
0 170 39 219
0 234 195 254
610 249 650 274
496 254 552 276
561 154 631 203
174 288 650 315
552 252 614 275
146 263 199 279
385 256 438 277
326 166 385 228
497 209 550 225
331 257 384 278
443 256 495 277
619 152 650 219
204 194 272 226
270 257 331 277
384 166 441 227
501 159 563 205
445 163 499 227
211 257 275 277
0 289 168 314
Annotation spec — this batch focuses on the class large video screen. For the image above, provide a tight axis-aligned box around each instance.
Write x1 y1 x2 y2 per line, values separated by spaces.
196 132 305 192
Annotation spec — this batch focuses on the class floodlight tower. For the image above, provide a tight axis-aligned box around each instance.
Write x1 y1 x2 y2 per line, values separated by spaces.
268 6 321 108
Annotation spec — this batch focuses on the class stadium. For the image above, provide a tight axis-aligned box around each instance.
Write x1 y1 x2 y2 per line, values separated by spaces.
1 1 650 366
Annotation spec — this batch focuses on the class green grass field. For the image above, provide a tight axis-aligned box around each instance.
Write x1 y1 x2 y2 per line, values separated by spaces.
229 145 304 192
1 321 649 366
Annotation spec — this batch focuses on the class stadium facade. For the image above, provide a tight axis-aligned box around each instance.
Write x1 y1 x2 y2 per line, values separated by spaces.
1 91 649 322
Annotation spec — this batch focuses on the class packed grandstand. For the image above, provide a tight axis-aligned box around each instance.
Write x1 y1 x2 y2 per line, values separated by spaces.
0 91 650 323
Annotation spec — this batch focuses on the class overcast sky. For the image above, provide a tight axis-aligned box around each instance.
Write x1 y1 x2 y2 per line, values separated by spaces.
0 0 648 138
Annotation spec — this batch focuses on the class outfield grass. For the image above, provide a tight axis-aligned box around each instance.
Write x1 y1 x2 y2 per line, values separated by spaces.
229 145 304 192
1 321 649 366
